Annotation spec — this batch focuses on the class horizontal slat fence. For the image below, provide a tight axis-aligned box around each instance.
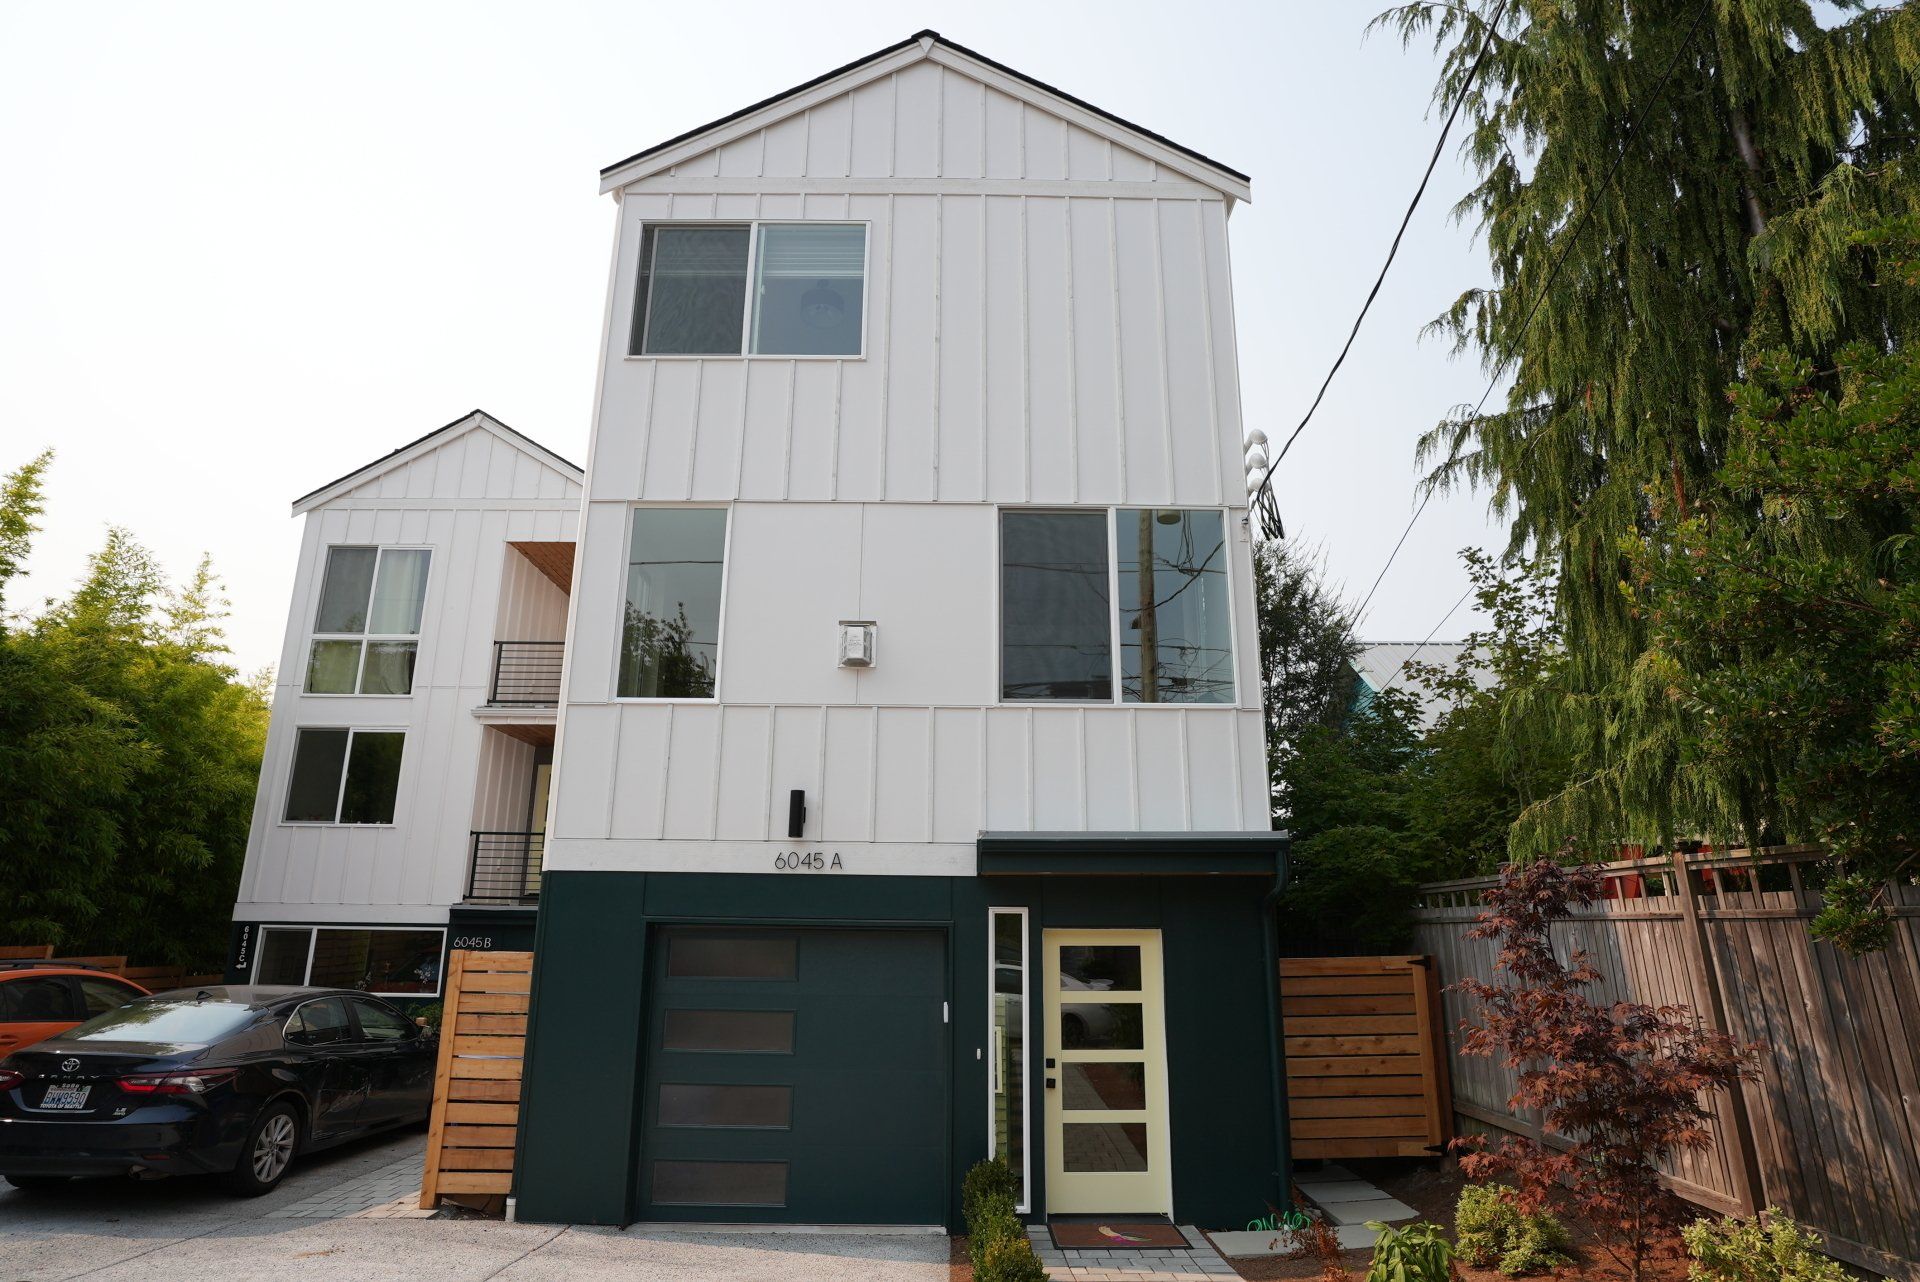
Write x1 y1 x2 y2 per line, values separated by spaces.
1414 847 1920 1282
419 950 532 1210
1279 955 1449 1158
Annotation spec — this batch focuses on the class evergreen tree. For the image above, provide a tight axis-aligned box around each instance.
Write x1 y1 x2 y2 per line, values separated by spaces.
1253 540 1364 826
1379 2 1920 882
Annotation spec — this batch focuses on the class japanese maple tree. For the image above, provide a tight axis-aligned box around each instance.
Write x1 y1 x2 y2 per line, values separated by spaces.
1454 860 1759 1281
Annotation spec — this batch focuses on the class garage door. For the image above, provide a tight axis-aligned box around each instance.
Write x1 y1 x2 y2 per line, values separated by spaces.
638 927 947 1224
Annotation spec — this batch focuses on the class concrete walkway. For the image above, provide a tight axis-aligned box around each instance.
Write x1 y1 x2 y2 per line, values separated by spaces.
0 1133 948 1281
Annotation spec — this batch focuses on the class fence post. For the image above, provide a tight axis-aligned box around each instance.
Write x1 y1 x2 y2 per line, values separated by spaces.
1669 850 1765 1217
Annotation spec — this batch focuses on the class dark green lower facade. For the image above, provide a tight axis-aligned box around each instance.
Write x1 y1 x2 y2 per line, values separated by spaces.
513 866 1288 1230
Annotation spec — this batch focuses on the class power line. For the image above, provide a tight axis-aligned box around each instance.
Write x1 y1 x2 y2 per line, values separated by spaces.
1379 583 1474 693
1353 0 1717 620
1251 0 1512 505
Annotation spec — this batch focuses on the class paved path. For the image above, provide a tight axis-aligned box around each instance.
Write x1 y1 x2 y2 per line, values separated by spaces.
0 1133 948 1281
1028 1224 1239 1280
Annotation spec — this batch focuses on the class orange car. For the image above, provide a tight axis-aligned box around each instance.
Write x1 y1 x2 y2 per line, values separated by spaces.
0 966 150 1058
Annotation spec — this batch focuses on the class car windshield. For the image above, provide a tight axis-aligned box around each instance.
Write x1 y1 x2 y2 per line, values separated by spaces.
63 998 259 1045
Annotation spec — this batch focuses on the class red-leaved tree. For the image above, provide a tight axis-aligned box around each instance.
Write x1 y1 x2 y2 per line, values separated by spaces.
1454 859 1760 1281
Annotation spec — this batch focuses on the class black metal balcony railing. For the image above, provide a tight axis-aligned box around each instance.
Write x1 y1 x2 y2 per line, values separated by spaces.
468 831 544 903
489 640 564 706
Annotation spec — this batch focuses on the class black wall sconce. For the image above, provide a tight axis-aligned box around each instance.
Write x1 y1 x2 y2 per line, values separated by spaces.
788 789 806 840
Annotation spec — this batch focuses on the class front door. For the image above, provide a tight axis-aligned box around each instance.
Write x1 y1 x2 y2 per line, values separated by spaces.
1042 929 1171 1215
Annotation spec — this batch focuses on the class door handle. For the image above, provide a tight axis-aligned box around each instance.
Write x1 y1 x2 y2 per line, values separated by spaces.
1045 1077 1057 1090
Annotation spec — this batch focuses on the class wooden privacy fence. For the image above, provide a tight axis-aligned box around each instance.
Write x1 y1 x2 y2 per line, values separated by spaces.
0 946 220 989
1414 846 1920 1282
419 950 532 1211
1279 955 1451 1159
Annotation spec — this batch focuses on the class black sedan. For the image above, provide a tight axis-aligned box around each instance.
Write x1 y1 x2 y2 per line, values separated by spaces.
0 986 436 1196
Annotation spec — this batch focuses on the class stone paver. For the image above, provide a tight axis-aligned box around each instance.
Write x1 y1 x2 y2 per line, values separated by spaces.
1028 1224 1238 1281
267 1151 437 1220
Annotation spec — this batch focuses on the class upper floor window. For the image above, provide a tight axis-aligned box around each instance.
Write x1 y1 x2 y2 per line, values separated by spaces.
284 727 405 824
999 509 1234 705
631 223 867 358
306 546 431 695
617 508 727 699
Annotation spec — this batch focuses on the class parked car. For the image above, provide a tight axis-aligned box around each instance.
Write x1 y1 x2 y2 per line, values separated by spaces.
0 986 436 1197
0 965 150 1058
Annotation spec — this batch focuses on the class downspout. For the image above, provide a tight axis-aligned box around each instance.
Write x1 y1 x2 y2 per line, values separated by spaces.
1261 841 1293 1213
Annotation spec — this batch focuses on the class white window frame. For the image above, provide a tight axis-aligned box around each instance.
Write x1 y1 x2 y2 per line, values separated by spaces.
251 925 448 999
280 726 406 827
625 221 872 361
995 506 1239 708
987 906 1032 1214
304 545 433 698
611 503 733 704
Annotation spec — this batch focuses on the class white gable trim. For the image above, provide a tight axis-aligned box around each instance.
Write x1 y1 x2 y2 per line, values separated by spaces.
291 411 583 515
598 42 927 195
598 36 1250 205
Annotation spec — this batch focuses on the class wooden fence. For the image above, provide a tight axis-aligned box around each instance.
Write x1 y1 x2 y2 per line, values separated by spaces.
1279 956 1451 1159
1413 847 1920 1282
0 946 220 989
418 949 531 1212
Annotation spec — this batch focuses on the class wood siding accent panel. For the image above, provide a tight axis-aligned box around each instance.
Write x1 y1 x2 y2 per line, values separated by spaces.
420 950 533 1213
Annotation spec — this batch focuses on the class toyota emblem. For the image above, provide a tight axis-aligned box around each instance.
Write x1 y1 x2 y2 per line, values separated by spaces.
60 1058 80 1073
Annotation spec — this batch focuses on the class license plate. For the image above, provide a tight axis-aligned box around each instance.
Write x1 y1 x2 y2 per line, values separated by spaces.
41 1085 90 1110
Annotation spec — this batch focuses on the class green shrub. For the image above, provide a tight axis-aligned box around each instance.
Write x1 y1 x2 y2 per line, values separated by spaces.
1365 1220 1455 1282
963 1157 1018 1228
1681 1209 1850 1282
1455 1184 1573 1276
968 1196 1022 1274
977 1233 1050 1282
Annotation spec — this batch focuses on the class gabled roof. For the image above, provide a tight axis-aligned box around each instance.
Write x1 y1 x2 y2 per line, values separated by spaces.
598 29 1251 203
291 409 583 515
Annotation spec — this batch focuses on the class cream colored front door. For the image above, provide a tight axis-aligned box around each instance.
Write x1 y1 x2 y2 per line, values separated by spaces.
1042 929 1171 1214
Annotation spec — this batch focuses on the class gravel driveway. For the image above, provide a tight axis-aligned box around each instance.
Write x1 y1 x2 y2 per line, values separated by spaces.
0 1131 950 1282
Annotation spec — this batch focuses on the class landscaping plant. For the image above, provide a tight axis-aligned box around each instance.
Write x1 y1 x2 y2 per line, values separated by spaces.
1454 860 1759 1282
1453 1184 1572 1275
1681 1209 1850 1282
961 1158 1050 1282
1364 1219 1456 1282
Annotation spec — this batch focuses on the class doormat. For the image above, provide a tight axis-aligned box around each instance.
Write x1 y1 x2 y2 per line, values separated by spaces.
1049 1219 1189 1250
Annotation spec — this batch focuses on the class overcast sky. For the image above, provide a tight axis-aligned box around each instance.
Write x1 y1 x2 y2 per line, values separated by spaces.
0 1 1504 675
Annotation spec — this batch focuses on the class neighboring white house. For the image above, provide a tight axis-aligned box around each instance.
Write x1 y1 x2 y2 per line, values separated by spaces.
227 410 581 1000
511 31 1289 1234
1351 641 1493 731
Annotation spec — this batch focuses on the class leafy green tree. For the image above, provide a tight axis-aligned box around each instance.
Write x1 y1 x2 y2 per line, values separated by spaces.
0 451 269 964
1253 539 1364 826
1378 1 1920 927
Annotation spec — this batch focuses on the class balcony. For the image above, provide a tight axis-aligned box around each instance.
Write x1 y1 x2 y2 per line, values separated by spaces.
489 641 564 707
468 830 544 903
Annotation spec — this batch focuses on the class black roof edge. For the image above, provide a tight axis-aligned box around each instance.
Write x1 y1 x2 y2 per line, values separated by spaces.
598 29 1249 186
292 409 584 508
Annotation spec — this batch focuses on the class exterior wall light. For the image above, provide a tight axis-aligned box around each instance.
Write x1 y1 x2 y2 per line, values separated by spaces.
838 620 877 669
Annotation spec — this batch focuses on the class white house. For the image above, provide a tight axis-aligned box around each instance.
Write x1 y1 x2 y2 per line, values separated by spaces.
228 410 580 999
511 32 1289 1233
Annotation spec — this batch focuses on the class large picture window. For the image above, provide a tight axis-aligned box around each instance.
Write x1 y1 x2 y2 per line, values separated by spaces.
1000 512 1113 701
253 926 445 996
1000 509 1235 704
1118 509 1233 704
617 508 727 699
305 546 431 695
631 223 866 358
284 728 405 824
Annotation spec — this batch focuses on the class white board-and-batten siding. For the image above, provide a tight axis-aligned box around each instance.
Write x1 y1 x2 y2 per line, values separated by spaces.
235 423 580 924
551 53 1265 879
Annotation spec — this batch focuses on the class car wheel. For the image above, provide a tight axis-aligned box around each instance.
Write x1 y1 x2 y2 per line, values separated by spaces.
4 1175 73 1192
224 1102 300 1197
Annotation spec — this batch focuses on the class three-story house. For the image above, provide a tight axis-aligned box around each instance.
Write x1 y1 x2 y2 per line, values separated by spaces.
513 32 1288 1232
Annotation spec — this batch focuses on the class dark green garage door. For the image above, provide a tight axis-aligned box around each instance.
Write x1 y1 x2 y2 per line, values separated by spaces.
638 927 947 1224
